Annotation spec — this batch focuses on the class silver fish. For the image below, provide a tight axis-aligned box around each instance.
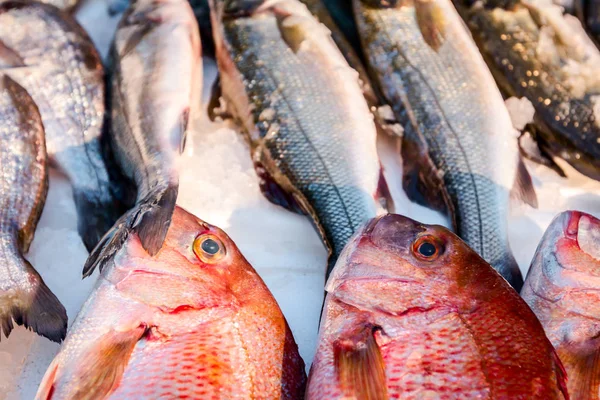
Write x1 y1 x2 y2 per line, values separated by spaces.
0 1 124 252
210 0 383 277
354 0 536 289
84 0 202 275
0 75 67 343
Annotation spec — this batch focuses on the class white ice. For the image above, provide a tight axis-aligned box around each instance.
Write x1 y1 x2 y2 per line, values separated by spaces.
2 0 600 398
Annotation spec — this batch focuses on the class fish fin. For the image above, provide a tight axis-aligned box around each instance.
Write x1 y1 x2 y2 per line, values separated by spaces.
334 324 388 400
518 127 566 177
414 0 446 51
511 158 538 208
0 39 25 67
1 258 67 343
208 75 230 121
83 213 129 278
254 161 307 216
120 17 158 58
73 189 124 252
36 326 148 400
276 13 306 54
376 168 394 213
401 137 456 228
179 107 190 154
551 348 570 400
133 184 178 256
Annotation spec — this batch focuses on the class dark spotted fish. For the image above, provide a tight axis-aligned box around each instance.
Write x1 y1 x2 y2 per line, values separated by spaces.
84 0 202 275
0 75 67 343
210 0 383 278
0 1 125 252
454 0 600 181
353 0 535 289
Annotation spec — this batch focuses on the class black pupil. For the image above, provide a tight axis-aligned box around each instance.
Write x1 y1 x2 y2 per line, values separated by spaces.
418 242 436 257
201 238 220 255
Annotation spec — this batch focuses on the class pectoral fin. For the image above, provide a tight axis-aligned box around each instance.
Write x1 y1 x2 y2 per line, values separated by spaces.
414 0 446 51
334 324 388 400
510 157 538 208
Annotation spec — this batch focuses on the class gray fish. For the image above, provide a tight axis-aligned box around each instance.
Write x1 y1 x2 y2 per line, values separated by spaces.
84 0 202 275
0 75 67 343
210 0 383 278
354 0 536 289
0 1 124 252
521 211 600 399
454 0 600 181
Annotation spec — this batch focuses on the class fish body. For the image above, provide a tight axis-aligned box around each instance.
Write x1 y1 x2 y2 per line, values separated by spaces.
86 0 202 274
0 75 67 343
307 214 568 399
454 0 600 180
36 206 306 399
522 211 600 399
211 0 382 277
0 1 124 252
354 0 532 288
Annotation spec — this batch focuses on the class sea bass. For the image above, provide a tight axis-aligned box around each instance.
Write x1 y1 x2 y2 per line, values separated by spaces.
211 0 383 277
454 0 600 180
307 214 568 399
0 75 67 343
36 206 306 399
0 1 124 252
354 0 535 289
522 211 600 399
85 0 201 274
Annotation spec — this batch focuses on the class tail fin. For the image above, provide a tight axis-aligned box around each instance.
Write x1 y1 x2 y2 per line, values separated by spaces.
491 249 524 292
1 258 67 343
73 190 126 252
83 184 178 277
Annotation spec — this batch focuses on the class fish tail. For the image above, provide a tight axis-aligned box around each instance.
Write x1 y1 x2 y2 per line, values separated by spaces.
82 184 177 277
492 249 524 292
72 189 125 252
1 257 67 343
132 184 178 256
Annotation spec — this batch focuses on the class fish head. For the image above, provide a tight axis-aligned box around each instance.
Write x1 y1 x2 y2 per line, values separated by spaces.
326 213 507 316
524 211 600 347
111 206 265 313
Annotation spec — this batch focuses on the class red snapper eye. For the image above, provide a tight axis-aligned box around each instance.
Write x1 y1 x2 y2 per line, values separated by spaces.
193 234 226 263
412 235 443 261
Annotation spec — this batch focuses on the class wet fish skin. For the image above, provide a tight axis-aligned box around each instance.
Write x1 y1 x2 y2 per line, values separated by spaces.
354 0 532 289
454 0 600 180
0 75 67 343
307 214 568 399
85 0 202 274
0 1 126 252
211 0 382 277
36 206 306 399
522 211 600 399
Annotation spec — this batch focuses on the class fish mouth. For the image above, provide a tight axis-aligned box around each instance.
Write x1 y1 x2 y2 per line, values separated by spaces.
563 211 600 261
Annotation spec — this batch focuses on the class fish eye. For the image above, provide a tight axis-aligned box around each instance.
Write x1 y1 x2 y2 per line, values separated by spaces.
412 235 443 261
193 234 226 263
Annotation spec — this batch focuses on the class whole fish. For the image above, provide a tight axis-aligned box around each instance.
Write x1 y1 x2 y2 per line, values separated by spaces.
353 0 535 289
85 0 202 275
0 1 124 252
0 75 67 343
307 214 568 399
36 206 307 399
210 0 383 278
454 0 600 180
522 211 600 399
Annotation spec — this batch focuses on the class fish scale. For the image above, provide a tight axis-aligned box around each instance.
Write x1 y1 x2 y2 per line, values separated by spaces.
354 0 524 288
214 0 381 276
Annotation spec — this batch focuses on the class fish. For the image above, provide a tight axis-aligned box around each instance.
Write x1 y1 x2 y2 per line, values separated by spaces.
307 213 569 399
210 0 384 278
453 0 600 181
36 206 307 399
0 1 125 252
521 211 600 399
574 0 600 42
38 0 80 11
85 0 202 275
353 0 535 289
0 75 67 343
